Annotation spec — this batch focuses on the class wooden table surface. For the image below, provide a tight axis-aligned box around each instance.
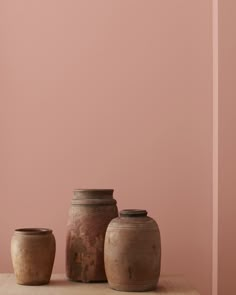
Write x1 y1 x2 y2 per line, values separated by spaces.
0 274 200 295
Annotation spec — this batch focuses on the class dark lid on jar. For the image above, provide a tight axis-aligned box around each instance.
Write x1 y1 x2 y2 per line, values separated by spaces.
72 189 116 205
14 228 52 235
120 209 148 217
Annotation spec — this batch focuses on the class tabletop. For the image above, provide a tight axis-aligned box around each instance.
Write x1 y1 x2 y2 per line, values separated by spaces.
0 274 200 295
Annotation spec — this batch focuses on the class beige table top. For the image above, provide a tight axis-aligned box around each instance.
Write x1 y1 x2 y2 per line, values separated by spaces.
0 274 200 295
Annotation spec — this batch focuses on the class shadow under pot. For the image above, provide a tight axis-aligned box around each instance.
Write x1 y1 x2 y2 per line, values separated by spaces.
11 228 56 285
104 209 161 292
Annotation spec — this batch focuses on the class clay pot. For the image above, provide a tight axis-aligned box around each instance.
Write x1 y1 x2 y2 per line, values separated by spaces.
66 189 118 282
104 209 161 291
11 228 56 285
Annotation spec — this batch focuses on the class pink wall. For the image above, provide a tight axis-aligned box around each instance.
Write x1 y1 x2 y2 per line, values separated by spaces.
218 1 236 294
0 1 213 294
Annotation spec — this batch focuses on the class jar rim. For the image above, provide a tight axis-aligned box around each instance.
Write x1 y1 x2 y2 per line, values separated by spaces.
120 209 148 217
74 189 114 192
73 189 114 201
14 228 52 235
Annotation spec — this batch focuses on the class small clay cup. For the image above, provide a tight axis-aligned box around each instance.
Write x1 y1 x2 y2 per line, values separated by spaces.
11 228 56 285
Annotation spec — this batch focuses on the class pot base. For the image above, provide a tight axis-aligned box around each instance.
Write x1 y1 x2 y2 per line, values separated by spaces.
16 280 50 286
109 282 157 292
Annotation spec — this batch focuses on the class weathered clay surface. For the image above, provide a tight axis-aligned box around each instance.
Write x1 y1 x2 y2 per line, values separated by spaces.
11 228 56 285
66 189 118 282
104 209 161 291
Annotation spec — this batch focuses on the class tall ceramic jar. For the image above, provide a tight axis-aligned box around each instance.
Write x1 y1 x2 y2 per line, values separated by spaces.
104 209 161 291
66 189 118 282
11 228 56 285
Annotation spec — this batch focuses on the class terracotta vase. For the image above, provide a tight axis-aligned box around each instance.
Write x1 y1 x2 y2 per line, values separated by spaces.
104 209 161 291
66 189 118 282
11 228 56 285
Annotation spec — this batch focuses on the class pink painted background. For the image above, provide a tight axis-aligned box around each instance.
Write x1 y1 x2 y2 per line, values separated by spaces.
0 1 213 295
219 0 236 294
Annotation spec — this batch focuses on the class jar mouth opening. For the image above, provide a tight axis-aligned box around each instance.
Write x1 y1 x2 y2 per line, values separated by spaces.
120 209 148 217
14 228 52 235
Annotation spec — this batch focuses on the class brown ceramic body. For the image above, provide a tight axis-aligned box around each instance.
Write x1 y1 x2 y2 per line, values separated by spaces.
104 209 161 292
11 228 56 285
66 189 118 282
